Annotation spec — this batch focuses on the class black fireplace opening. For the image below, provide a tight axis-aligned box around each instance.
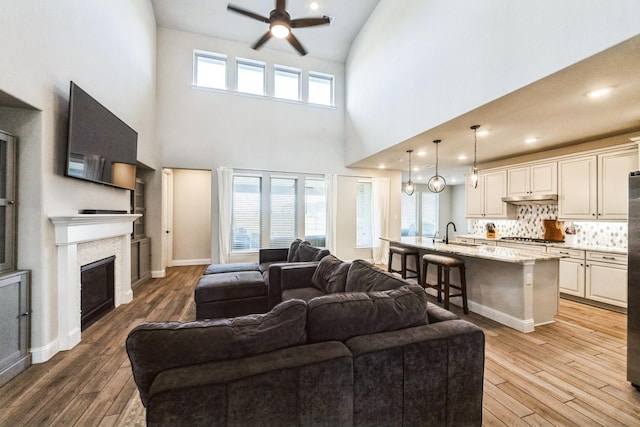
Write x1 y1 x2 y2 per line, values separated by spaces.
81 255 115 331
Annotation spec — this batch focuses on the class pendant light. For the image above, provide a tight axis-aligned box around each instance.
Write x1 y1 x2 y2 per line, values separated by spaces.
404 150 415 196
470 125 480 188
427 140 446 193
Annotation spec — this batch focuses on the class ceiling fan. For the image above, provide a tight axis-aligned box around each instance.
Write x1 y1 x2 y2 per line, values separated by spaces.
227 0 331 56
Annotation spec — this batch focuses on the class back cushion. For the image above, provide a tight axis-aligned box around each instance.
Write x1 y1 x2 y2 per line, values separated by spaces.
306 284 428 343
126 299 307 406
287 239 304 262
311 255 350 294
298 242 320 262
345 259 409 292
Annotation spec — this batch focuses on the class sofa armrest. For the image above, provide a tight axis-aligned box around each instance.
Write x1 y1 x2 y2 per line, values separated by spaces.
267 262 319 309
426 302 459 323
259 248 289 264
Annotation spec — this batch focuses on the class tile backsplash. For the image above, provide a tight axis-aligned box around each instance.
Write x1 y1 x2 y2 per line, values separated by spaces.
469 204 627 248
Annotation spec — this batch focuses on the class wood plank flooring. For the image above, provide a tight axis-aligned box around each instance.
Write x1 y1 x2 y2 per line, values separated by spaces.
1 265 638 426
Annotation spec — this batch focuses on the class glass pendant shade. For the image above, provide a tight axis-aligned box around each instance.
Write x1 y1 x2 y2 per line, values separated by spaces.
470 125 480 189
404 149 415 195
427 140 446 193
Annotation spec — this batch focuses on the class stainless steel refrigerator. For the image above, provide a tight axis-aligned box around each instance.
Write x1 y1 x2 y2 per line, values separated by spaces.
628 172 640 390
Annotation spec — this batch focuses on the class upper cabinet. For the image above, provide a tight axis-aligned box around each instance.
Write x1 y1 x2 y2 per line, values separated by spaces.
559 148 638 220
466 170 516 219
507 162 557 197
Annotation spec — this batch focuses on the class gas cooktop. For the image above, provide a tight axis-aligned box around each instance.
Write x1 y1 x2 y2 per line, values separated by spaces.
501 236 565 244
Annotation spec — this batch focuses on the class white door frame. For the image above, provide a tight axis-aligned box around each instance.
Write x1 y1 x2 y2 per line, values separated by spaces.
162 168 174 269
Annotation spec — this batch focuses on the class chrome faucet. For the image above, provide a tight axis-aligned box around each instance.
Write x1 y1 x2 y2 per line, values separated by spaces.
445 222 457 244
432 230 440 244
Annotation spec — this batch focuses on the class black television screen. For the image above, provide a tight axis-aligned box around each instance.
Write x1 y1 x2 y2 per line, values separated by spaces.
66 82 138 190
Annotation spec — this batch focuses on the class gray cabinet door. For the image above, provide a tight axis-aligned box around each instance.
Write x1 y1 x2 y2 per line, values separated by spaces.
0 270 30 387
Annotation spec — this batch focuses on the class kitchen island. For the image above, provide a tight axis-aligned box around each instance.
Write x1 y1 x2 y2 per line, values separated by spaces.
382 236 564 332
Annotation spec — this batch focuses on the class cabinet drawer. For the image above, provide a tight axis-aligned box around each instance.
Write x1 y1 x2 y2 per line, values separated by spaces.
547 247 584 260
586 251 627 265
456 237 475 244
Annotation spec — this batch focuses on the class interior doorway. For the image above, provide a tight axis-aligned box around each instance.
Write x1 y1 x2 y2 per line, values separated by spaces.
161 168 212 270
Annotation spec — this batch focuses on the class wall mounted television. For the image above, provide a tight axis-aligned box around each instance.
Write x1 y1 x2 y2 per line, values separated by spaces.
65 81 138 190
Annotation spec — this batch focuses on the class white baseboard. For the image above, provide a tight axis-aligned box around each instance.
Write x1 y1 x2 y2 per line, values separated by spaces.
31 339 59 364
151 269 166 278
171 259 212 267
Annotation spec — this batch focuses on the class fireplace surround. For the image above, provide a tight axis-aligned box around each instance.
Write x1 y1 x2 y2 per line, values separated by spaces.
49 214 139 357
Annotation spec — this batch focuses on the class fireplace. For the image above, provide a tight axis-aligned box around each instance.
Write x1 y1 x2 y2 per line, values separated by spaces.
46 214 139 363
81 256 115 330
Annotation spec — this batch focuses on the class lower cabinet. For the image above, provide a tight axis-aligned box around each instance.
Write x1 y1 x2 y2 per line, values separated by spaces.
0 270 30 387
585 251 627 308
548 247 627 308
131 238 151 288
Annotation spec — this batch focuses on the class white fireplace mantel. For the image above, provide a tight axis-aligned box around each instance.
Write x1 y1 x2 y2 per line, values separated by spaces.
48 214 139 357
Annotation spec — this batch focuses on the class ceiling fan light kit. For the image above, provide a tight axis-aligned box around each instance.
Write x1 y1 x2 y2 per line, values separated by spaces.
428 140 446 193
404 150 415 196
227 0 331 56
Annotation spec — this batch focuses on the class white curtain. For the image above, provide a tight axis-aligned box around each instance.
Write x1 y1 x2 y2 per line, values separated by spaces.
371 177 390 265
217 167 234 264
325 174 338 255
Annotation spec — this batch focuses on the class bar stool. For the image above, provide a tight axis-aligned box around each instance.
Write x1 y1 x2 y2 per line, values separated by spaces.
388 246 420 280
421 254 469 314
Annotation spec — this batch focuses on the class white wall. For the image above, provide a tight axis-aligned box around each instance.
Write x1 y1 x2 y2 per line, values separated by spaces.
345 0 640 165
171 169 212 265
0 1 157 360
155 27 400 264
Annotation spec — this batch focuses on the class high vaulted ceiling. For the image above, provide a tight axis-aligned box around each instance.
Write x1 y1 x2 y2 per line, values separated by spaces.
152 1 640 184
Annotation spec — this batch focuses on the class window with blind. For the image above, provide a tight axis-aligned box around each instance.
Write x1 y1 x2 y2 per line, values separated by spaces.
231 175 261 251
274 66 301 101
304 178 326 247
270 177 297 247
401 188 439 237
193 51 227 90
236 59 266 96
356 181 373 247
230 171 326 252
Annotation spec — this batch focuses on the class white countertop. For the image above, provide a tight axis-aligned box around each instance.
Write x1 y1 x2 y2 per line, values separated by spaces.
382 236 564 264
457 234 627 255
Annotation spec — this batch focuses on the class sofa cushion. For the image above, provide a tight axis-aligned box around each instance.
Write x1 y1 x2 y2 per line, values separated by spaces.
287 239 304 262
306 284 428 343
126 299 308 406
312 255 350 294
298 242 320 262
282 286 326 302
345 259 409 292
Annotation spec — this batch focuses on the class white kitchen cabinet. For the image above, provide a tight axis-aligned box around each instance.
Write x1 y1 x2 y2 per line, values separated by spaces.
507 162 557 197
465 170 516 219
548 247 585 297
559 149 638 220
598 150 637 220
558 156 597 219
585 251 627 308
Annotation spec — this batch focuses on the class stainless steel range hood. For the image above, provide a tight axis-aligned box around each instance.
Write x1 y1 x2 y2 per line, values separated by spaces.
501 194 558 205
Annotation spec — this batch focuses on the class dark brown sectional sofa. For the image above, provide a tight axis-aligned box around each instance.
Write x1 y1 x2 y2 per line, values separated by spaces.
127 259 485 426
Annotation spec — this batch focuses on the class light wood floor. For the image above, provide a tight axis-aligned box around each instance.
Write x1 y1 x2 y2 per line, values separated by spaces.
1 265 639 426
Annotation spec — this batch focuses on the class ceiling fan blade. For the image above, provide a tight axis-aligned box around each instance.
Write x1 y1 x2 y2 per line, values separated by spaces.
276 0 286 12
287 32 307 56
290 16 331 28
227 4 270 23
252 31 273 50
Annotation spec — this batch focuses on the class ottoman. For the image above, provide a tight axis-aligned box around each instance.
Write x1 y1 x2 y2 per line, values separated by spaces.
195 271 268 319
203 262 260 275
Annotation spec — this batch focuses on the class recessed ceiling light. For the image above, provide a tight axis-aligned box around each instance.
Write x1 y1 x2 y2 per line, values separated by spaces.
450 178 457 183
525 137 538 144
378 164 385 169
310 2 319 10
413 167 419 172
586 87 612 98
458 155 467 161
416 151 427 157
476 130 490 137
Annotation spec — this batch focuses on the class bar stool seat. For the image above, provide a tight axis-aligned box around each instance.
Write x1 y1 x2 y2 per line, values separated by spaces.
388 246 420 280
421 253 469 314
